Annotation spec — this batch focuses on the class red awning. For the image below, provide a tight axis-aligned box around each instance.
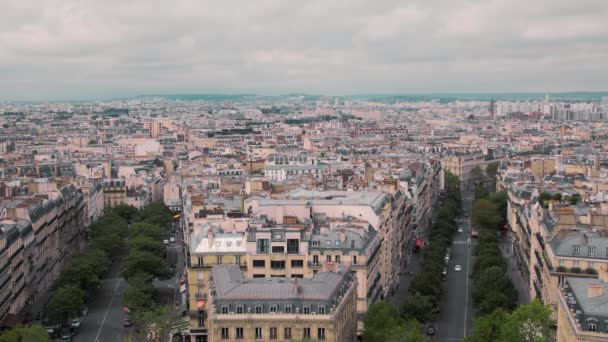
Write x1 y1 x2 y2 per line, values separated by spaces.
415 239 423 247
197 300 206 309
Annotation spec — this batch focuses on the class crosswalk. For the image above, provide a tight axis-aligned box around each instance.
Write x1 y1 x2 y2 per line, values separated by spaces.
452 239 473 245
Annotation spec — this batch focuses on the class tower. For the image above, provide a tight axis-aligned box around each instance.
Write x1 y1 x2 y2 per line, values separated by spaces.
489 98 495 120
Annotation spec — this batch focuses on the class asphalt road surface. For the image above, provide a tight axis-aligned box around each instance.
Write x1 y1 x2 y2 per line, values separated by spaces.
435 192 476 342
73 258 129 342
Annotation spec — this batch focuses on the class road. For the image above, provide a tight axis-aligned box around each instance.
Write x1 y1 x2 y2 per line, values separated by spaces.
153 221 186 313
74 221 184 342
73 256 129 342
435 192 475 342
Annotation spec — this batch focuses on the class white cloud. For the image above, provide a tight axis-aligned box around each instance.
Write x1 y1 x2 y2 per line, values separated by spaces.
0 0 607 100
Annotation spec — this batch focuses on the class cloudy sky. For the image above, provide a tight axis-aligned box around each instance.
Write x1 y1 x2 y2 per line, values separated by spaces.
1 0 608 100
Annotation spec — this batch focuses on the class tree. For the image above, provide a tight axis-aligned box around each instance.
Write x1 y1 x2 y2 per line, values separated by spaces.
123 273 155 314
470 166 484 181
123 250 171 280
471 199 501 230
485 162 499 180
47 286 85 322
0 325 50 342
401 292 435 322
128 235 164 255
141 202 173 227
129 223 165 242
60 249 110 295
363 301 406 342
467 308 507 342
500 300 552 342
113 204 140 222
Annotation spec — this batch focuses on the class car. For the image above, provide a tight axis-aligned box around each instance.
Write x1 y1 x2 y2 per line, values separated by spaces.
426 325 436 336
455 265 462 272
458 227 463 232
123 318 133 327
71 318 81 329
163 239 169 245
81 306 88 316
170 237 175 243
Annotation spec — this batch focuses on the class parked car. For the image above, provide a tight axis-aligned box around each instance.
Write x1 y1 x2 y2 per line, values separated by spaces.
71 318 80 329
81 306 88 316
163 239 169 245
123 318 133 327
426 325 436 336
170 237 175 243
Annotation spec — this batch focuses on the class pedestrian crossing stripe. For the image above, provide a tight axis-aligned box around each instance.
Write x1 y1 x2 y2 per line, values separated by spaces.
453 240 472 245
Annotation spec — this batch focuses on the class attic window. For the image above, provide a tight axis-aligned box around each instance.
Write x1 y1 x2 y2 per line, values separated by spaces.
226 242 232 247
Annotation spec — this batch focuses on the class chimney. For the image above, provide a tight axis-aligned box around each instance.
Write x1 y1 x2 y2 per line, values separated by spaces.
340 228 346 243
207 227 214 247
293 279 300 295
588 282 603 298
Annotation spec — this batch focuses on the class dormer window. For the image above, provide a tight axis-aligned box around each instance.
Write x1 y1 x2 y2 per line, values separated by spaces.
588 246 596 257
573 245 580 256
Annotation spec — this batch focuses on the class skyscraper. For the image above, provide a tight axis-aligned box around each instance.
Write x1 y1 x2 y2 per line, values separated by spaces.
489 98 495 120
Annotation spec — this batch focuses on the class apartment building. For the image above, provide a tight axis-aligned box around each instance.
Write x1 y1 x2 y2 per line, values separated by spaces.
103 179 127 209
187 226 247 342
206 265 357 342
442 152 492 189
1 185 85 327
557 276 608 341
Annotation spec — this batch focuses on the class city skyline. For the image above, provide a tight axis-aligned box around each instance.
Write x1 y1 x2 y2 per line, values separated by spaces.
2 0 608 101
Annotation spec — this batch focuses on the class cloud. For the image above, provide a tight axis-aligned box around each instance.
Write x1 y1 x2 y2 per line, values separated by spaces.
0 0 607 100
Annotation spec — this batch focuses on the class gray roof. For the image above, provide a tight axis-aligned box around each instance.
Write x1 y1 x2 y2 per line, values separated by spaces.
550 231 608 260
566 278 608 317
210 265 349 301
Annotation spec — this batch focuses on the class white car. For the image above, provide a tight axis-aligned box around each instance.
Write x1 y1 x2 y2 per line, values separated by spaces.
169 237 175 243
163 239 169 245
454 265 462 272
458 227 463 233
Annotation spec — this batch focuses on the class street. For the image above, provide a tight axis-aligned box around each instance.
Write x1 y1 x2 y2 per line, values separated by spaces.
435 191 475 342
73 257 129 342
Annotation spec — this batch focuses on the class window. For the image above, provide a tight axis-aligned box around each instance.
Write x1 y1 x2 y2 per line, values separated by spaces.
271 260 285 269
272 246 285 253
589 246 596 257
236 306 244 314
257 239 270 254
221 328 229 339
255 327 263 339
318 328 326 340
335 240 340 246
253 274 265 278
353 255 357 265
336 255 341 263
287 239 300 254
318 306 325 314
197 257 203 267
291 260 304 268
589 261 595 269
351 240 356 248
197 272 204 282
291 274 303 278
326 255 332 262
589 323 597 332
236 327 244 339
255 306 263 314
303 306 310 314
285 306 292 313
275 234 282 240
196 286 204 298
221 306 229 314
270 305 277 313
284 328 292 339
312 241 319 246
559 260 565 266
573 245 581 256
574 260 580 267
253 260 266 268
326 240 331 246
198 316 204 327
313 255 319 264
270 327 278 340
303 328 311 338
236 255 241 265
217 256 223 264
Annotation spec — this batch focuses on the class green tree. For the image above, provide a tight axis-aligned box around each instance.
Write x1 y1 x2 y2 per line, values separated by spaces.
123 250 171 280
123 273 155 314
471 199 501 230
363 301 405 342
485 162 499 180
128 235 163 255
401 292 435 322
500 299 552 342
141 202 173 227
129 223 165 242
47 286 85 322
467 308 507 342
60 249 110 295
470 165 484 181
0 324 50 342
113 204 140 222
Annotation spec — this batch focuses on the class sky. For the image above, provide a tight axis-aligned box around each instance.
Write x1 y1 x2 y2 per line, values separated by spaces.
1 0 608 101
